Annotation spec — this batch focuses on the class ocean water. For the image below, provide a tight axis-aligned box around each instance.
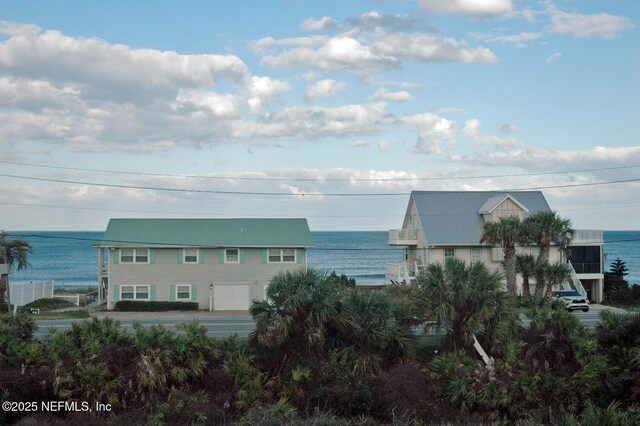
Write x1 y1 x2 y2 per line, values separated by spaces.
7 230 640 288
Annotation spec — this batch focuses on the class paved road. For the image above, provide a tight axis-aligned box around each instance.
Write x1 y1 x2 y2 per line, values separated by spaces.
34 315 256 339
519 310 603 330
33 305 629 339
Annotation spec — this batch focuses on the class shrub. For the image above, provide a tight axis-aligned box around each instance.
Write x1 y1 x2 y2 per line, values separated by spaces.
115 300 198 311
22 298 75 311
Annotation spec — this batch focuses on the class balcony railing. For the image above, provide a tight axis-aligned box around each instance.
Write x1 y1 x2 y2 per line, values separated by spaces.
571 262 602 274
573 229 603 242
386 262 425 284
389 229 418 245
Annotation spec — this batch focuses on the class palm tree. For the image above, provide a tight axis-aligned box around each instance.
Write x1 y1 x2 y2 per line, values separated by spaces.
415 257 516 354
0 231 33 312
249 269 346 368
524 212 574 302
480 216 527 299
515 254 537 299
542 261 571 307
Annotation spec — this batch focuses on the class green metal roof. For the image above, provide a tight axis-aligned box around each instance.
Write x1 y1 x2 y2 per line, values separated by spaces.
94 218 313 248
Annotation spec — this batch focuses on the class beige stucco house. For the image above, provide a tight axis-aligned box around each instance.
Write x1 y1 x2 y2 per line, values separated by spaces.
387 191 604 302
94 218 313 310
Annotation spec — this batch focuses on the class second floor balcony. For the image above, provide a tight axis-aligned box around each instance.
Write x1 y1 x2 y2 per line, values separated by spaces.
389 229 418 246
573 229 604 243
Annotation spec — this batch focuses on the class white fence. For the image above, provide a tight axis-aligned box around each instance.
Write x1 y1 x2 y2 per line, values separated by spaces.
9 281 55 307
53 294 81 307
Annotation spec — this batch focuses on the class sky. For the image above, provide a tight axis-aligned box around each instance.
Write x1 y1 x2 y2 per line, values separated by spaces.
0 0 638 232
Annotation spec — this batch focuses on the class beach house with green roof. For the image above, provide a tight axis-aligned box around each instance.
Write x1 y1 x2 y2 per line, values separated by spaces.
94 218 313 310
387 191 604 302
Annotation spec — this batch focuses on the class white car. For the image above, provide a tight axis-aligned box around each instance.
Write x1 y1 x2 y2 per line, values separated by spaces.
553 290 590 312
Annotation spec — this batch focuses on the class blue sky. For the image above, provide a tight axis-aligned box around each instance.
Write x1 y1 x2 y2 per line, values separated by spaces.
0 0 638 231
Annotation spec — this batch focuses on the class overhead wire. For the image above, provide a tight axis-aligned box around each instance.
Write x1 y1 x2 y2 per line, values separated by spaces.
1 159 639 182
1 172 639 196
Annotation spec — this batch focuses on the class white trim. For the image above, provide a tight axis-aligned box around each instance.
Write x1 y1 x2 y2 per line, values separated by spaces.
471 247 482 262
121 284 150 301
183 248 199 264
176 284 192 300
267 248 296 263
444 247 455 259
225 248 240 264
120 248 150 264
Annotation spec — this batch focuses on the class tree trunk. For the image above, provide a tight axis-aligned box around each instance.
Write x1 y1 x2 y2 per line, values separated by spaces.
504 247 517 299
543 283 555 307
0 273 8 312
534 246 550 302
522 275 530 299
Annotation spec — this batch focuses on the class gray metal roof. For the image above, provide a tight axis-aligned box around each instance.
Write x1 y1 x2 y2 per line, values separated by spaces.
411 191 551 245
94 218 313 248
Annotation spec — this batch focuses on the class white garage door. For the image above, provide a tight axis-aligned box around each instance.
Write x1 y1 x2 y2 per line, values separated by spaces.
214 284 250 311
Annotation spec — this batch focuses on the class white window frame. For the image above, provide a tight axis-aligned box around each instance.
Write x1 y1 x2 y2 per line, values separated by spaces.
491 247 503 262
183 248 199 264
225 248 240 264
176 284 191 300
471 248 482 263
267 248 297 263
531 247 540 259
120 249 149 264
444 248 455 259
121 284 150 301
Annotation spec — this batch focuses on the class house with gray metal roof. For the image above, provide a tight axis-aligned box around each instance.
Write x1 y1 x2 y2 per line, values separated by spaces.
387 191 604 302
94 218 313 310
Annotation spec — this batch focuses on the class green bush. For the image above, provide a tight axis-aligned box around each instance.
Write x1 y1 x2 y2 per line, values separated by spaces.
22 297 75 310
114 300 199 311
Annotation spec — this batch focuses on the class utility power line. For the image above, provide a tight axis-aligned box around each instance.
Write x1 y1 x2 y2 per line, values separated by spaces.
1 159 639 182
10 232 640 250
1 173 639 197
2 199 640 216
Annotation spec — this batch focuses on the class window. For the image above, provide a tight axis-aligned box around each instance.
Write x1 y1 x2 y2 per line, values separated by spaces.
184 248 198 264
491 247 503 262
121 249 149 264
121 285 149 300
225 248 239 263
471 248 482 263
444 248 455 259
531 247 540 259
268 248 297 263
176 285 191 300
121 285 134 300
283 249 295 262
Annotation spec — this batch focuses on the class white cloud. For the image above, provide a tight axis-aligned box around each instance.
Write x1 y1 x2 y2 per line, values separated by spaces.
259 18 497 76
372 34 497 64
245 102 388 140
419 0 513 17
546 51 562 63
305 79 347 102
472 31 541 48
460 119 523 149
247 76 291 113
500 123 519 133
402 113 457 154
261 36 399 74
549 8 634 39
0 76 80 110
174 90 239 118
0 22 250 103
370 87 413 102
300 16 339 32
249 35 327 54
348 11 436 34
462 118 481 137
378 139 397 151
